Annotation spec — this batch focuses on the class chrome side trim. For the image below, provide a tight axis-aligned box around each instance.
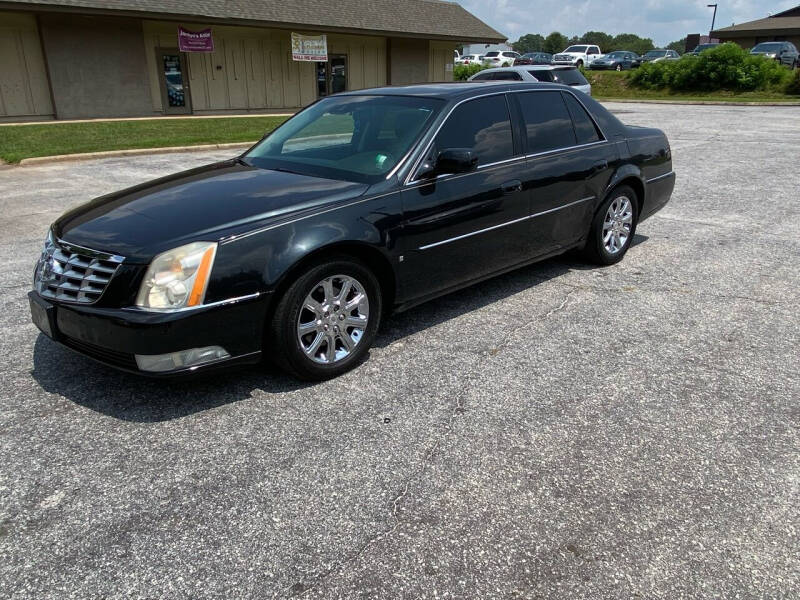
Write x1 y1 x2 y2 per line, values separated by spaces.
123 292 262 314
418 196 594 250
646 171 675 184
523 139 607 161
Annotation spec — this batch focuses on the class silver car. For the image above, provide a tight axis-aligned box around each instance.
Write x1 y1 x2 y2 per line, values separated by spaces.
468 65 592 96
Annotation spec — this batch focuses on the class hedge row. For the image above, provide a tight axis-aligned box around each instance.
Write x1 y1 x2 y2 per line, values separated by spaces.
629 43 797 93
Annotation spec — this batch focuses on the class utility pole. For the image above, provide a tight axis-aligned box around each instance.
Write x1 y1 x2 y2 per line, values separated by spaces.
707 4 718 35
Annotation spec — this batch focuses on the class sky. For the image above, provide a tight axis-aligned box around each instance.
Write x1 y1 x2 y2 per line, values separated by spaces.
457 0 800 46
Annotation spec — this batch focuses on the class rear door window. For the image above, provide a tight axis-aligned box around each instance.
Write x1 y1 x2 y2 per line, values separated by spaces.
516 91 576 154
434 95 515 166
562 92 602 144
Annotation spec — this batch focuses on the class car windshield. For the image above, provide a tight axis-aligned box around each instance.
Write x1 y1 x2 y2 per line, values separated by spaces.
564 46 588 53
752 43 783 52
645 50 667 57
245 95 443 184
694 44 717 51
606 52 625 58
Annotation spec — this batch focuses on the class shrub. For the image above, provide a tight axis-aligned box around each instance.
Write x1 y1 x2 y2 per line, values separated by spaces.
453 63 487 81
629 43 793 92
785 68 800 95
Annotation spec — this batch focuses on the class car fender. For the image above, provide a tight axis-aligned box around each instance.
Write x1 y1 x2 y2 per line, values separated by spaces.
603 163 646 209
207 193 402 304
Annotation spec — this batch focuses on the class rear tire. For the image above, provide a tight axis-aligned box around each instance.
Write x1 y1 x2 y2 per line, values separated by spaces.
583 186 639 265
269 257 382 380
615 64 623 71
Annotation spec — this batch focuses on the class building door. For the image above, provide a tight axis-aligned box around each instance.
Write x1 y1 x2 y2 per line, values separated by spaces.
316 55 347 97
157 49 192 114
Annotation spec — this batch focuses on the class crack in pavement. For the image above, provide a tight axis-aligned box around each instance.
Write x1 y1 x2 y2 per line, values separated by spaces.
279 286 578 598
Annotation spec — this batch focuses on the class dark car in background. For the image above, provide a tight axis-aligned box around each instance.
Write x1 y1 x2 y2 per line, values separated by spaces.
29 82 674 380
588 51 641 70
687 42 720 56
513 52 553 65
750 42 799 68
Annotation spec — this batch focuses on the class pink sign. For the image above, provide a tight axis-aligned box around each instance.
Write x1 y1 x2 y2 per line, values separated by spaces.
178 27 214 52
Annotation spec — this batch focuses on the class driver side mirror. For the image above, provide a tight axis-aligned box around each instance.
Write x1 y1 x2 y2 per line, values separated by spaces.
434 148 478 176
417 148 478 180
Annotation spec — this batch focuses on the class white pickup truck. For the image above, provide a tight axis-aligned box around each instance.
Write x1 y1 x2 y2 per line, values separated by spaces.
552 45 604 68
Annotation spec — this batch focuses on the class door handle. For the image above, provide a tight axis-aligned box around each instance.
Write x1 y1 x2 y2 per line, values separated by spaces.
501 180 522 194
592 160 608 172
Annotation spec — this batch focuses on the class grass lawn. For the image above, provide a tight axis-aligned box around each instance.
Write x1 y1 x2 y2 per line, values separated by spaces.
0 116 290 164
585 70 800 103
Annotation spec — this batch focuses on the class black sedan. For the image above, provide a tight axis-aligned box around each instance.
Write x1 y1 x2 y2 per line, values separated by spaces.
29 83 675 380
513 52 553 65
589 51 641 70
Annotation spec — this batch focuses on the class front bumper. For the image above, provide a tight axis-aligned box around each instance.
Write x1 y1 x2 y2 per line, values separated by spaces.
29 290 271 376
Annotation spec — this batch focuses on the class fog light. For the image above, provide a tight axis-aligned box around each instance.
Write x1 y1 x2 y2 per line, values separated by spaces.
135 346 231 373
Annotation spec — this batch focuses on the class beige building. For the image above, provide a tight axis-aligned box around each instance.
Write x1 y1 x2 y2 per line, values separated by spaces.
712 4 800 50
0 0 504 122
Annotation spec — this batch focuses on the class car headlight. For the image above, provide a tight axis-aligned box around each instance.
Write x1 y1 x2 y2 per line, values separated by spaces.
766 53 777 58
135 241 217 310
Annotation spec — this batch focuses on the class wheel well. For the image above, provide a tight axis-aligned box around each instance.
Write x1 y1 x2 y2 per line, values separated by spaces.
269 242 397 319
611 176 645 220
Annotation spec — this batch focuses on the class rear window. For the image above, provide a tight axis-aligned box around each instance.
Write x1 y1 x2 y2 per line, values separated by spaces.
485 51 500 57
493 71 522 81
471 72 494 81
551 68 588 86
528 70 554 82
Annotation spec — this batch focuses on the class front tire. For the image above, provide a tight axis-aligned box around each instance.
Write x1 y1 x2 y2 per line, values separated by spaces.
583 186 638 265
269 257 382 380
576 60 584 68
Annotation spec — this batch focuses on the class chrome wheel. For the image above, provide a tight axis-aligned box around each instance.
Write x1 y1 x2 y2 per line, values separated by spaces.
603 195 633 255
296 274 369 364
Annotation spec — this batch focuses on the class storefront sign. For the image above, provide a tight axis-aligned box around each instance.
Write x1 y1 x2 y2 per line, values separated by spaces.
178 27 214 52
291 32 328 61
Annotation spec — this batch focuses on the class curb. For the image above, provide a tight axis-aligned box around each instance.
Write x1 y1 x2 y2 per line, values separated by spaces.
17 142 257 166
598 98 800 106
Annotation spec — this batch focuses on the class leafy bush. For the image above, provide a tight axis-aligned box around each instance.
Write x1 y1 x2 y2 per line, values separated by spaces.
453 63 487 81
785 68 800 95
629 43 793 92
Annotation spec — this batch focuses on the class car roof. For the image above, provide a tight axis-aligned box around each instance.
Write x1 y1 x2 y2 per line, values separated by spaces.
337 81 572 101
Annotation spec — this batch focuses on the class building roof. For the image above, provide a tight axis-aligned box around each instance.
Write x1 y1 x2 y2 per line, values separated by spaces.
712 5 800 36
0 0 506 42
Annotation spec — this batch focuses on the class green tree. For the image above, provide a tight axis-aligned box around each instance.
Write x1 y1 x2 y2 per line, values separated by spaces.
610 33 655 56
666 38 687 54
543 32 569 54
580 31 613 52
512 34 545 54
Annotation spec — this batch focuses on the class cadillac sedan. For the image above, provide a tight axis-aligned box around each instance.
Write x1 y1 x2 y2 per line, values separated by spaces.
29 82 675 380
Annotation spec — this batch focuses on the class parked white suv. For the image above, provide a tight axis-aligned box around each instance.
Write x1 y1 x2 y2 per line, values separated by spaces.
552 45 603 68
483 50 521 67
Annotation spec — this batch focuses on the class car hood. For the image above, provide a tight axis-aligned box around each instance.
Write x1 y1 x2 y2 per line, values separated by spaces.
54 160 369 263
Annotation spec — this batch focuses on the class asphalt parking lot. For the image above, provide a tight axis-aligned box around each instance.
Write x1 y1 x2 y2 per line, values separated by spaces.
1 102 798 598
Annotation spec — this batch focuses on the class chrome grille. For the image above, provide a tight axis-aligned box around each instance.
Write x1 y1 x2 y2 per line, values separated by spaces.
34 238 124 304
